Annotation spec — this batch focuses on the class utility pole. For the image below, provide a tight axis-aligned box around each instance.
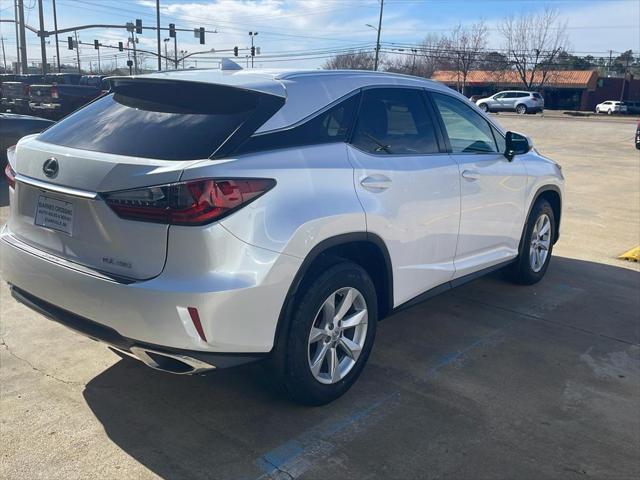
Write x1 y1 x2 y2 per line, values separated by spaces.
114 54 117 71
13 0 20 72
620 55 630 101
608 50 613 73
97 45 101 73
74 30 81 73
130 31 138 73
1 35 6 71
373 0 384 71
173 34 177 69
156 0 161 70
17 0 27 73
411 48 417 75
52 0 61 72
37 0 47 74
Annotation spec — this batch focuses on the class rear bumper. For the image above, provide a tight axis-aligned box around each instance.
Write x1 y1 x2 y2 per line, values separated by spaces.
10 286 265 370
1 223 302 354
29 102 61 111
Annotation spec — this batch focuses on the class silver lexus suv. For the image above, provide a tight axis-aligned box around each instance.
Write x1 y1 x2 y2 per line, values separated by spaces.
476 90 544 114
2 70 563 404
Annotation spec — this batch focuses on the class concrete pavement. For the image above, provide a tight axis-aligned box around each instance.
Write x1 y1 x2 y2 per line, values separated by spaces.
1 114 638 479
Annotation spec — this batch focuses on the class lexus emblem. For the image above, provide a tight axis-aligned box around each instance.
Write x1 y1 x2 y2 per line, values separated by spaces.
43 157 59 178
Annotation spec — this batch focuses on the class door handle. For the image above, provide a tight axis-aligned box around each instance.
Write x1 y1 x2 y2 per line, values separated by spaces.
360 175 392 192
461 170 479 180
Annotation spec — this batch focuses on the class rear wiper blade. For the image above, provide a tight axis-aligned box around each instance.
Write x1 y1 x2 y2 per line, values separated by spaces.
363 132 391 153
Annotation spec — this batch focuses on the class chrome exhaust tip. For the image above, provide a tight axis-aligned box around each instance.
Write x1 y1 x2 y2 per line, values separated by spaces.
119 346 216 375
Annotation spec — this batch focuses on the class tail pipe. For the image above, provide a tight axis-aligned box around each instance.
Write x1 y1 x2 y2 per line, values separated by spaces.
117 346 216 375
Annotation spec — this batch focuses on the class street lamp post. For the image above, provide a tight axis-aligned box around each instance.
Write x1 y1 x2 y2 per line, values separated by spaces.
249 31 258 68
163 38 170 70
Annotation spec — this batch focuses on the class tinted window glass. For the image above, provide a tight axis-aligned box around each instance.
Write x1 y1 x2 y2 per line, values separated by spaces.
532 93 542 99
351 88 439 155
432 92 498 154
235 93 359 155
38 81 274 160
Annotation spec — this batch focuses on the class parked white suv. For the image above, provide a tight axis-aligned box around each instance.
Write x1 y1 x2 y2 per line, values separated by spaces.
1 70 564 404
476 90 544 114
595 100 627 115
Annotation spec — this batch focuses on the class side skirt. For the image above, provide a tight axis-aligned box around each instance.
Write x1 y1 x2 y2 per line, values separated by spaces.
391 259 515 315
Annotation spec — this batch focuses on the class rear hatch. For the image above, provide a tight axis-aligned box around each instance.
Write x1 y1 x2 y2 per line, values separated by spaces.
2 82 25 100
8 78 284 280
29 84 56 103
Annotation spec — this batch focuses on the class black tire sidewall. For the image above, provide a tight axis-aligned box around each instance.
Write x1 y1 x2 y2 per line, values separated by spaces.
283 260 378 405
513 199 555 284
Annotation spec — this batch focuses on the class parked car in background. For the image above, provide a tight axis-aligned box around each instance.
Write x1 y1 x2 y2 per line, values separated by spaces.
636 121 640 150
0 113 54 165
595 100 627 115
28 74 109 119
624 101 640 115
1 70 564 405
1 74 45 113
469 94 485 103
0 74 16 99
476 91 544 114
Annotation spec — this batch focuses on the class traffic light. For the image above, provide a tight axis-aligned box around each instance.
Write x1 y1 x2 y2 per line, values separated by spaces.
233 46 238 57
169 23 176 38
94 40 99 50
135 19 142 34
250 46 255 57
67 36 74 50
118 41 124 52
199 27 205 44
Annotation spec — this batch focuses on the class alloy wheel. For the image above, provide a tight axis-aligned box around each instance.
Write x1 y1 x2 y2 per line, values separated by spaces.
307 287 368 385
529 213 552 273
516 105 527 114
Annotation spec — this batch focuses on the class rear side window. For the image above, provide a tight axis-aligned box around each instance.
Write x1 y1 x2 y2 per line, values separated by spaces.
351 88 439 155
532 93 542 99
38 81 282 160
234 93 360 155
432 92 498 154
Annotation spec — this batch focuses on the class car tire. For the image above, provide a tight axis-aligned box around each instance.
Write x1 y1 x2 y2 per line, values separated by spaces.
595 107 600 114
508 199 555 285
516 104 527 115
478 103 489 113
607 109 613 115
271 258 378 405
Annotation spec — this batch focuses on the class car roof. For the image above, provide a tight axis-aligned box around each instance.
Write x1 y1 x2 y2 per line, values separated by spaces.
126 68 454 133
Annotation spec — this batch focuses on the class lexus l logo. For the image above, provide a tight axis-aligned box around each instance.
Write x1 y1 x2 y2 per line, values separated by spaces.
43 157 59 178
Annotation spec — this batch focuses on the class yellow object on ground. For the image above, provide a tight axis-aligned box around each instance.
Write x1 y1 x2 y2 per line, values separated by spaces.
619 246 640 262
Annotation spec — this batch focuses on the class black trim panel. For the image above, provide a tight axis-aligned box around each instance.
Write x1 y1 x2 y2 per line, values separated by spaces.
10 286 266 369
392 259 515 314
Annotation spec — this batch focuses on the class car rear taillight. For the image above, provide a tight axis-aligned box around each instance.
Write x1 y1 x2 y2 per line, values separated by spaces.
5 145 16 189
102 178 275 225
51 85 59 99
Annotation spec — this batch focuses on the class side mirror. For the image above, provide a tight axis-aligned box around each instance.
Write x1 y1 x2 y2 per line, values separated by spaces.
505 131 532 161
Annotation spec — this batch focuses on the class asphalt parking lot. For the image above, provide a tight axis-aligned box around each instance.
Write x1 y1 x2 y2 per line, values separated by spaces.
1 114 639 479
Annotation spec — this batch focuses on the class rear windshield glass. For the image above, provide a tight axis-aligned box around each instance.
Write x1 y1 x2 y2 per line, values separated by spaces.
38 81 269 160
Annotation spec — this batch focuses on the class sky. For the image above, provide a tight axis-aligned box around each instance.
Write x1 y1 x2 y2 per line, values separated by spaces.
0 0 638 72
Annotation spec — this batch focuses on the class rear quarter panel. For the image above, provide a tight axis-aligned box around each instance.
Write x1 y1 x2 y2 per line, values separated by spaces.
180 143 366 259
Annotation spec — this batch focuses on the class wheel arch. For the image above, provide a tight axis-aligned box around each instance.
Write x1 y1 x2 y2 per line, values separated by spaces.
270 232 393 353
524 185 562 246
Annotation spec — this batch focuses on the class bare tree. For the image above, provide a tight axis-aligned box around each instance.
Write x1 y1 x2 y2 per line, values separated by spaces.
448 21 488 94
323 51 376 70
499 7 568 90
384 34 456 78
